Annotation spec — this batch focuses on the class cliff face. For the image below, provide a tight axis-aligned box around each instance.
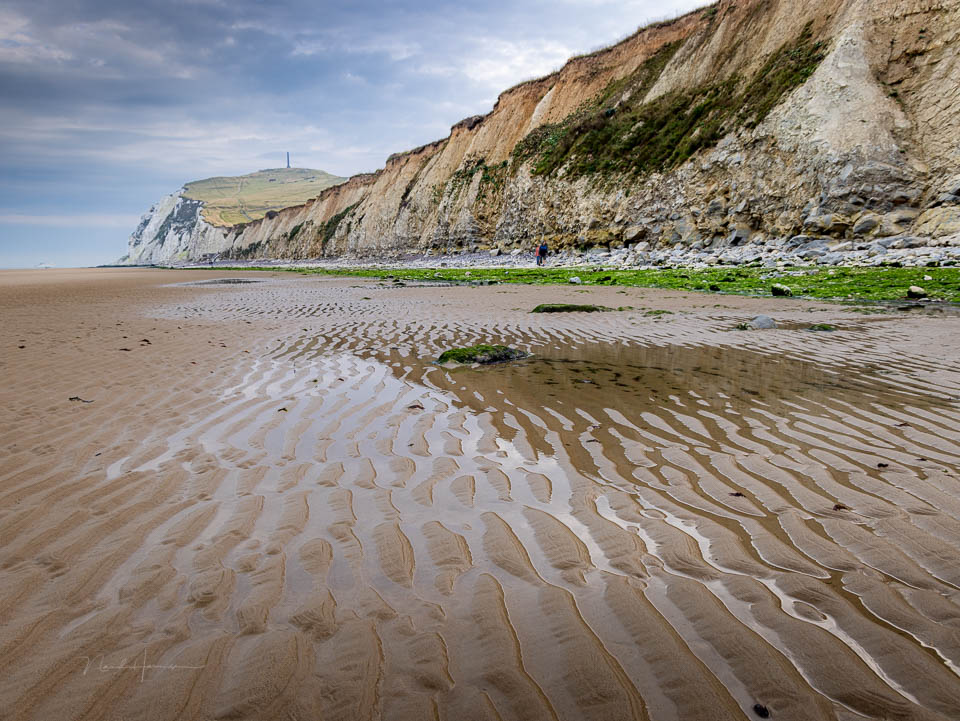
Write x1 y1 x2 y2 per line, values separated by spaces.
122 192 229 265
127 0 960 264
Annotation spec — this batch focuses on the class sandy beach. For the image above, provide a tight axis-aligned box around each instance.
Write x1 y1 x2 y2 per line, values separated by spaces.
2 267 960 721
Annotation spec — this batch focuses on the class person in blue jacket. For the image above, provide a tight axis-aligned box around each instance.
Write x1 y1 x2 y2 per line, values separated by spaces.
536 240 549 266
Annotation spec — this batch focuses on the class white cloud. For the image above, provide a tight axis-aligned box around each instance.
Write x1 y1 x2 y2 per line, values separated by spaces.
0 213 141 227
0 10 72 64
0 107 388 178
294 35 421 62
0 12 196 77
290 38 327 56
360 39 421 62
412 37 570 93
229 20 285 35
464 38 570 88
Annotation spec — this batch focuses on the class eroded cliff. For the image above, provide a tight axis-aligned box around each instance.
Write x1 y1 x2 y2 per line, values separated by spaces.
125 0 960 265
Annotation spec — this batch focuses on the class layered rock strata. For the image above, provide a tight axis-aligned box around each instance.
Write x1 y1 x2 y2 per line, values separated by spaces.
122 0 960 266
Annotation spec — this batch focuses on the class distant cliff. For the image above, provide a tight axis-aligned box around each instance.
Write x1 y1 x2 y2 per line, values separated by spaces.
119 168 344 264
123 0 960 265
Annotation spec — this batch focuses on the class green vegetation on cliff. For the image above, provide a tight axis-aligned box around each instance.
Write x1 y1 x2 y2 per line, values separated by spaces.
317 203 360 250
182 168 346 226
512 23 825 179
443 156 509 201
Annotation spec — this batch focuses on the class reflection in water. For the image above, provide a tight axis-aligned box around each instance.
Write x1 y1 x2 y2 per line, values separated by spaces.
177 278 264 285
255 325 960 719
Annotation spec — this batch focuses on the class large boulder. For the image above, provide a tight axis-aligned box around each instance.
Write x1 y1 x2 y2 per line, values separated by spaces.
876 209 919 237
852 214 879 236
803 212 850 236
914 207 960 238
750 315 777 329
793 237 830 260
727 227 751 247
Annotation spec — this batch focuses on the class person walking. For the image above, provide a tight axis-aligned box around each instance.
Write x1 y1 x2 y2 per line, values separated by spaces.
536 240 549 266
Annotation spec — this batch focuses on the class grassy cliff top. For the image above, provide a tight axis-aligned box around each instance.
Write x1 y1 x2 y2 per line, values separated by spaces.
182 168 346 226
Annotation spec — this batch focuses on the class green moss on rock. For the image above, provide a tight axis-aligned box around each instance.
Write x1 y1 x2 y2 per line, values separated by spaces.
531 303 611 313
437 345 528 364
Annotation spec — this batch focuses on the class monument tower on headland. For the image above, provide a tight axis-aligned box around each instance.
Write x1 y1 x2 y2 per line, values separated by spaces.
286 152 290 169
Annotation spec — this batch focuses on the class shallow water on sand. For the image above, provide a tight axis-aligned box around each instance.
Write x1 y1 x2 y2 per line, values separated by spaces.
3 270 960 721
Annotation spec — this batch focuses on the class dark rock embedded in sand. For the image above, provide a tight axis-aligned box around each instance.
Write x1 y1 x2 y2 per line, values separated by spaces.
437 345 529 364
531 304 611 313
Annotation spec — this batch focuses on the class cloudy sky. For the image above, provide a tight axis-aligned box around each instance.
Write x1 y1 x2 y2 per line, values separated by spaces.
0 0 705 267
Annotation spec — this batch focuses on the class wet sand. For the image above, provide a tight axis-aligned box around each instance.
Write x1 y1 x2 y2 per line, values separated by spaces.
2 267 960 721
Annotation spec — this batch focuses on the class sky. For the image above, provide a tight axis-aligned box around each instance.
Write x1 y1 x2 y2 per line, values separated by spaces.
0 0 705 268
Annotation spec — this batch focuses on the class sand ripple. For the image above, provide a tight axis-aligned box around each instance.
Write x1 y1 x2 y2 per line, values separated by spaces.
2 269 960 720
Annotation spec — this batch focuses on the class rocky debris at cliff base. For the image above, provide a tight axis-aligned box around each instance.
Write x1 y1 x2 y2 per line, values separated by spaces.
178 231 960 273
549 237 960 271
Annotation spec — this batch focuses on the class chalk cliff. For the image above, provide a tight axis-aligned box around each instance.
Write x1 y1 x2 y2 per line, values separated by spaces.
122 0 960 265
119 168 344 264
122 192 228 265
